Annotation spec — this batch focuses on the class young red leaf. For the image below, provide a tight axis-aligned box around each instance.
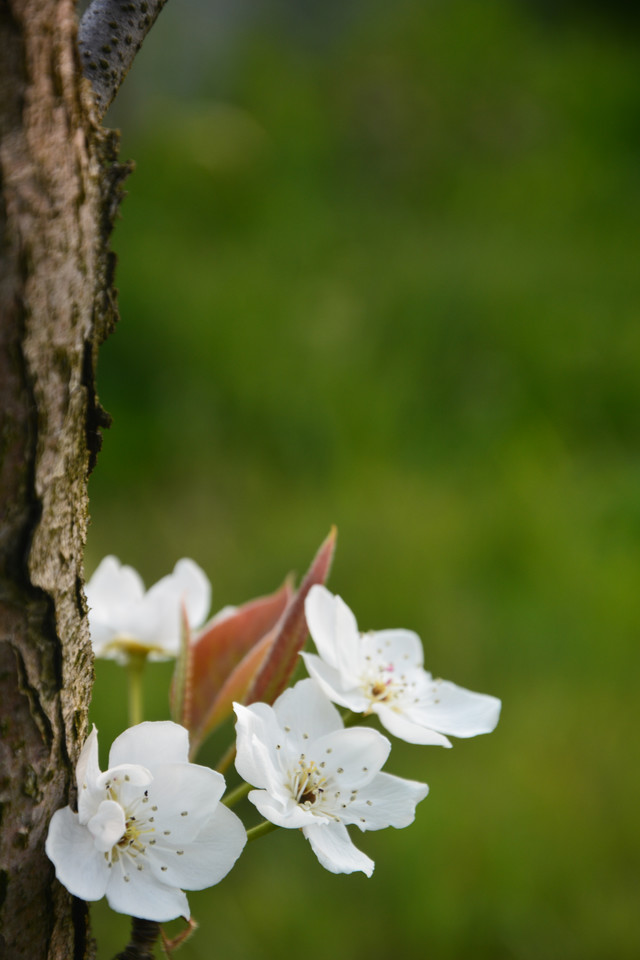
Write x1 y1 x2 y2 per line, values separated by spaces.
244 526 337 708
189 625 276 757
178 580 292 749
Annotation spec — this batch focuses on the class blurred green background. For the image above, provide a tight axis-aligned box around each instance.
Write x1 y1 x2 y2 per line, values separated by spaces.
86 0 640 957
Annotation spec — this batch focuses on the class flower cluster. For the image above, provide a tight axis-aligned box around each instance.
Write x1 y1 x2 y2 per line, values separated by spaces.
47 542 500 934
233 584 499 876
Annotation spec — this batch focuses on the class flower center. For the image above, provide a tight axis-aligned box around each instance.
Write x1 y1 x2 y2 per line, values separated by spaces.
117 814 143 849
366 662 402 705
103 635 168 660
290 759 328 809
97 780 156 865
371 680 390 699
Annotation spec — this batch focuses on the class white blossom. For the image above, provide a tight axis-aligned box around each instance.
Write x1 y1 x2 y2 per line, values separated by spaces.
85 556 210 662
234 679 428 876
46 722 246 921
302 585 501 747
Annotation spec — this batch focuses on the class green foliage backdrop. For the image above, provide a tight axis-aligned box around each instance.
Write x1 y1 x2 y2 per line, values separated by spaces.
87 2 639 956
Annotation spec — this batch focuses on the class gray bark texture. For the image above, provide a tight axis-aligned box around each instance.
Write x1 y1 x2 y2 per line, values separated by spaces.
78 0 170 119
0 0 128 956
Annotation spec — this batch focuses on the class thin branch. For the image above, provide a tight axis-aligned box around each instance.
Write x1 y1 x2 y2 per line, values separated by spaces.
112 918 160 960
78 0 170 119
222 780 251 808
246 819 279 843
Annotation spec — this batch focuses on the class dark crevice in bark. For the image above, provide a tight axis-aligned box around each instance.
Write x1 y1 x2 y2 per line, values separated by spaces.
84 130 132 473
0 3 26 131
14 644 55 751
83 337 112 473
72 896 93 960
0 337 35 579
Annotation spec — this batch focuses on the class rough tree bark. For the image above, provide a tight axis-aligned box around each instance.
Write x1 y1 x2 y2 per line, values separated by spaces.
0 1 134 957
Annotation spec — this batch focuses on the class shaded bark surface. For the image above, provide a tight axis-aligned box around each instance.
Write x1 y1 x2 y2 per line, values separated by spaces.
0 1 126 956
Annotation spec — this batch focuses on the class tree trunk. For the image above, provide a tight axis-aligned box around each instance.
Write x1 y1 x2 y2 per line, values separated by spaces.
0 1 126 956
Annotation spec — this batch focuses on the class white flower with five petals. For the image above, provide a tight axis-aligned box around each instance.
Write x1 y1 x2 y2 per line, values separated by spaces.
234 679 428 877
85 556 211 662
45 722 246 921
302 585 501 747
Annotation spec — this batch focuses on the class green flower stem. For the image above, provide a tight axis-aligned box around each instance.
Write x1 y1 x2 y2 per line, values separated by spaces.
127 652 147 726
215 742 237 774
246 819 279 843
222 781 252 808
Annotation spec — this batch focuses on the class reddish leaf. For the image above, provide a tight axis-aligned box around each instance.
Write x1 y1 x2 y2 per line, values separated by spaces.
189 625 276 756
170 602 193 726
245 526 337 708
190 580 292 726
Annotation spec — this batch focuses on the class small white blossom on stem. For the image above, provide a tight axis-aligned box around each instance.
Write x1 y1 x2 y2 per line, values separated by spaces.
302 585 501 747
234 679 428 876
46 722 246 921
86 556 211 662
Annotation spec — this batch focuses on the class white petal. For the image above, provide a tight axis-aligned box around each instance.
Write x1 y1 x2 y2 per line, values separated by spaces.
300 653 370 713
347 771 428 831
361 628 424 670
147 803 246 890
272 678 343 741
87 620 118 657
304 585 341 668
85 556 145 612
234 703 286 792
106 857 190 922
312 726 391 788
374 703 453 746
172 558 211 628
248 734 293 805
138 560 210 655
97 764 153 793
76 726 103 823
248 789 314 829
128 586 180 655
410 680 502 737
45 807 110 900
145 763 225 843
85 558 147 655
303 821 374 876
108 721 190 769
87 800 126 852
305 586 362 679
